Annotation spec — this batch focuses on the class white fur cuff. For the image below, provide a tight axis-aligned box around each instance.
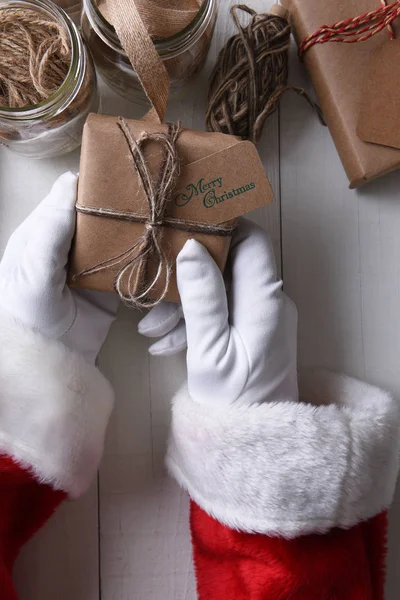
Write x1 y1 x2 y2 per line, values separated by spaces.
166 371 400 538
0 314 114 498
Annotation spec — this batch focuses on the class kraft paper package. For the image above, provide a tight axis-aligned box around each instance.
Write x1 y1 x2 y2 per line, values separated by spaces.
69 114 274 303
282 0 400 188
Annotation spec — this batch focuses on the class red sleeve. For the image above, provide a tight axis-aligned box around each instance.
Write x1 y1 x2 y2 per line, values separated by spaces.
166 372 399 600
0 315 114 599
191 502 387 600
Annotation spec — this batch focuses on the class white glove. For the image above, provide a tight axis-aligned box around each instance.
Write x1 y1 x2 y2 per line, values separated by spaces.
139 219 298 406
0 172 119 364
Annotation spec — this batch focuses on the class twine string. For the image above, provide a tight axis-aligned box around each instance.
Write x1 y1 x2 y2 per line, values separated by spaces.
299 0 400 57
382 0 396 39
0 7 71 108
206 4 324 143
74 117 235 309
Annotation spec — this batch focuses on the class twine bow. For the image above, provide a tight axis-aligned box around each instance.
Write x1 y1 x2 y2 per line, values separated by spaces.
74 118 235 309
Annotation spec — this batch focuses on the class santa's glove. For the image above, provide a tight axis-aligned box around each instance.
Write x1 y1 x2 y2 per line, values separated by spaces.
139 219 400 600
139 217 298 405
0 173 116 599
0 171 119 364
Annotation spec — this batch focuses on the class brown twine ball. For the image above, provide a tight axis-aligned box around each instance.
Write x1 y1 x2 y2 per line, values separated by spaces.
0 7 71 109
207 4 323 143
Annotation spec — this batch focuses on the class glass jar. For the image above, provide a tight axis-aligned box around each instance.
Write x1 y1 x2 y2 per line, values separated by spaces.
0 0 98 158
53 0 82 24
81 0 217 103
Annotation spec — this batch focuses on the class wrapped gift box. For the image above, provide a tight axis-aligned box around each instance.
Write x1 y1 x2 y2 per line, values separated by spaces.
282 0 400 188
69 113 274 304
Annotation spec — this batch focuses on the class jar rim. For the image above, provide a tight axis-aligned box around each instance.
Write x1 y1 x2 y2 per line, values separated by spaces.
0 0 85 120
84 0 215 59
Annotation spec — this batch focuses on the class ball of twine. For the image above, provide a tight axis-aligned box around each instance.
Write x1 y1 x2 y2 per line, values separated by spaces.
0 7 71 109
207 4 323 143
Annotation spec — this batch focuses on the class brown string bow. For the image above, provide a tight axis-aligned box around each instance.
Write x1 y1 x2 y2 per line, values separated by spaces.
74 117 234 309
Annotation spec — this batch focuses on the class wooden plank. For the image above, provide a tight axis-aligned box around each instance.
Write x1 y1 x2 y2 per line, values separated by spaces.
14 485 100 600
387 504 400 599
0 147 100 599
97 1 282 598
98 307 196 600
0 145 80 254
279 44 400 600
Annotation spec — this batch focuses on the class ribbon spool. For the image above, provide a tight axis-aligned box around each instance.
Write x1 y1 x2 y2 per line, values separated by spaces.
104 0 203 123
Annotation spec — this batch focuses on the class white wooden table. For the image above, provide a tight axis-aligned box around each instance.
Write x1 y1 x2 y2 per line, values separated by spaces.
1 1 399 597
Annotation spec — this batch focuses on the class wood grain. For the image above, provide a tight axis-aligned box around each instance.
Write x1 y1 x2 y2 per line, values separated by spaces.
97 2 281 598
3 1 399 598
14 486 100 600
279 42 400 600
0 135 100 600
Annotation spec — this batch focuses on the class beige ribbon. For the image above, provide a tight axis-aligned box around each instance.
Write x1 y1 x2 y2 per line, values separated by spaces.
134 0 202 38
104 0 202 123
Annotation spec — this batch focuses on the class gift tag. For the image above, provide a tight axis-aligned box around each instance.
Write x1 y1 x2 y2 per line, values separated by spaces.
357 40 400 150
173 141 274 224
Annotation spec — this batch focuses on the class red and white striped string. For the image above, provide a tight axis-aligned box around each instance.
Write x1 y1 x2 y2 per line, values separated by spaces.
382 0 396 38
299 0 399 57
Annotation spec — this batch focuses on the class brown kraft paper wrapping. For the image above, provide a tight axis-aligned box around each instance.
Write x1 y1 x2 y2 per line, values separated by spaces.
69 114 274 303
282 0 400 188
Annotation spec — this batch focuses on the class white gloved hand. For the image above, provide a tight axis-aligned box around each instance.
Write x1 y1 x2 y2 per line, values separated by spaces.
139 219 298 406
0 172 119 364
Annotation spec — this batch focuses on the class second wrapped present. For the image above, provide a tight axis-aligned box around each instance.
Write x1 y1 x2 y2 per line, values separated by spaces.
282 0 400 188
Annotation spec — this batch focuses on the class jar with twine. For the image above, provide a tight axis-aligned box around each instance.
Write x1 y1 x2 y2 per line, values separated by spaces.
0 0 99 158
81 0 218 109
